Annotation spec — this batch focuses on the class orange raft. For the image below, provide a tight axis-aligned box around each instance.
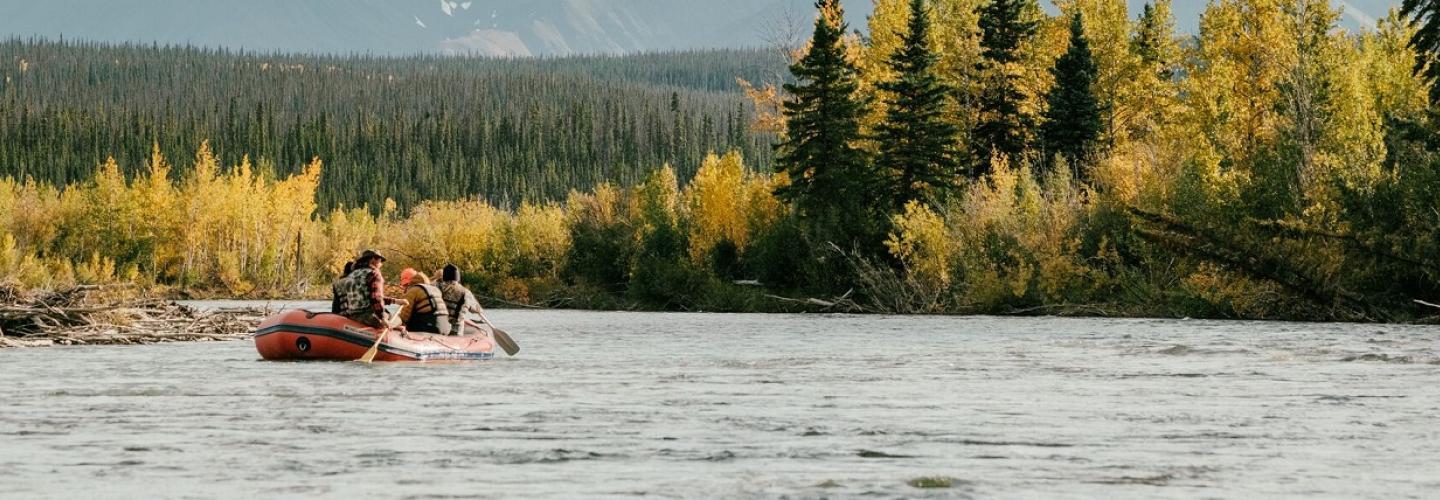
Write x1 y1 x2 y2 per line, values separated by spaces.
253 309 496 362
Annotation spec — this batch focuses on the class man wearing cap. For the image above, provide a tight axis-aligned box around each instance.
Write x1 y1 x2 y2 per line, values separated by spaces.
336 249 408 329
438 264 490 335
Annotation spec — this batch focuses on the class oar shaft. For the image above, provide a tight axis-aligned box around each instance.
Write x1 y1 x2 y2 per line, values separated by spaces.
359 327 387 363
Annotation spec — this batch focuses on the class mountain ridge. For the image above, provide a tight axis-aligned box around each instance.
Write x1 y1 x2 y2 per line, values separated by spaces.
0 0 1403 57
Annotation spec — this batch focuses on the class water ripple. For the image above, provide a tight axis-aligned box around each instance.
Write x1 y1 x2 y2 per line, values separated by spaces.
0 309 1437 498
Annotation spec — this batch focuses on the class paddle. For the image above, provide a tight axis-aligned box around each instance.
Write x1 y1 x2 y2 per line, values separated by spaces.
358 328 386 363
491 327 520 356
476 310 519 356
358 322 390 364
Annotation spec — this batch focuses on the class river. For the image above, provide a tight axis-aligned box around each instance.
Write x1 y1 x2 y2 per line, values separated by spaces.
2 307 1438 499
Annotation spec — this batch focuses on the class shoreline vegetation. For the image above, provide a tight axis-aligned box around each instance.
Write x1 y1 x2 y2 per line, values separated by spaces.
0 140 1434 328
0 285 262 348
2 0 1440 332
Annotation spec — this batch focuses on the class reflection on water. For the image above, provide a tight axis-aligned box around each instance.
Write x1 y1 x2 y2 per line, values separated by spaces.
1 309 1438 499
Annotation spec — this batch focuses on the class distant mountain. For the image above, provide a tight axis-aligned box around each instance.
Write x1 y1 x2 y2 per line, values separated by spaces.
0 0 873 56
0 0 1404 57
1152 0 1401 33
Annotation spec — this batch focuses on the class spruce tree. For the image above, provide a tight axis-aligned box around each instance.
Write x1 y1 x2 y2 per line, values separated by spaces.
1132 1 1178 81
971 0 1038 177
775 0 876 243
1040 12 1104 177
876 0 961 213
1404 0 1440 105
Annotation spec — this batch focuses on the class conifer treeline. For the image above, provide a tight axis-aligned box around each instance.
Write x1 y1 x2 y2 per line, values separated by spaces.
0 39 783 209
763 0 1440 320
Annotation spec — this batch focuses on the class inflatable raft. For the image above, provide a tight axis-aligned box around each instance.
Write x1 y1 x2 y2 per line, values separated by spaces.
253 309 496 362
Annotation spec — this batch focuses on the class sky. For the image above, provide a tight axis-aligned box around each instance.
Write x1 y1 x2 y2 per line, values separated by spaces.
0 0 1409 57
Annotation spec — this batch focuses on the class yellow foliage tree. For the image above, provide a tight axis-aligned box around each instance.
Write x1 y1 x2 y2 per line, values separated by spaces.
685 152 754 264
1184 0 1293 182
1362 12 1431 122
886 200 952 289
506 202 570 279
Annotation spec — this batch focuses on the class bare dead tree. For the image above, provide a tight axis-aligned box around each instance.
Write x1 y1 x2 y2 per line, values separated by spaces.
757 0 810 71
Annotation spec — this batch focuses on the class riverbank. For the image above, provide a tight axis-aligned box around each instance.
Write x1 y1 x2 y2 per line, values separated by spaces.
5 272 1439 351
7 291 1439 350
0 286 266 348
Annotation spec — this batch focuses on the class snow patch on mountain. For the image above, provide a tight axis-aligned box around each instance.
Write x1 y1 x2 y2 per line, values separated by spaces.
439 29 530 56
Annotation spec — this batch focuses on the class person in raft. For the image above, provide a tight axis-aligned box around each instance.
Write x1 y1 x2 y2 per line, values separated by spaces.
336 249 408 329
330 260 354 314
437 264 490 336
397 269 451 336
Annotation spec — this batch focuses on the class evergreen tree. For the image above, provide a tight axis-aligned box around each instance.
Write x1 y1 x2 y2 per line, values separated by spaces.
775 0 876 243
876 0 961 212
971 0 1038 176
0 40 780 211
1040 12 1104 177
1133 0 1179 81
1404 0 1440 105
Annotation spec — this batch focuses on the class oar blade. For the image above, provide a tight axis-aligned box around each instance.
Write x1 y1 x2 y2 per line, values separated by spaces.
358 328 386 363
493 328 520 356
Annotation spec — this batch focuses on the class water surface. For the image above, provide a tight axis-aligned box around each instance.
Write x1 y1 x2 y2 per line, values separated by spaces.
2 309 1438 499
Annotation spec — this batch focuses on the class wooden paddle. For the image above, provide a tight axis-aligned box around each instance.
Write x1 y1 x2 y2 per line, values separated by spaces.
477 311 519 356
358 322 390 364
491 327 520 356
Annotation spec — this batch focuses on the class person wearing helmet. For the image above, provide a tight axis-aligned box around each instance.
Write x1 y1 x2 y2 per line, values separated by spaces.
397 268 451 335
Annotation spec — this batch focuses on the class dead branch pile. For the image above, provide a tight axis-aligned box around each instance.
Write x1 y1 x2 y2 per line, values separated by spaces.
765 289 866 313
0 285 268 348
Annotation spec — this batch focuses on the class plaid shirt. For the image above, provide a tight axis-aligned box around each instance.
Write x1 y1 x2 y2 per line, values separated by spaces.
366 268 387 323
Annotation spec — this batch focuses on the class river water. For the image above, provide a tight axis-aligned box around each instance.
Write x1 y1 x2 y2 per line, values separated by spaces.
2 306 1438 499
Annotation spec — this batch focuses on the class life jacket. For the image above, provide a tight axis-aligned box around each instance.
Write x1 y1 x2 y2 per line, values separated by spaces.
330 278 345 314
440 280 470 332
408 283 449 317
402 283 449 334
338 268 378 317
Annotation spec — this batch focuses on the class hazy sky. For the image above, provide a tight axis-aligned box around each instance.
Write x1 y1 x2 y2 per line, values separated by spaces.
0 0 1409 57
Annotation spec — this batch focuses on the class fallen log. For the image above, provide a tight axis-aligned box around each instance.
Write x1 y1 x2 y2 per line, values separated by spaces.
1127 207 1386 321
1252 219 1439 276
764 289 865 313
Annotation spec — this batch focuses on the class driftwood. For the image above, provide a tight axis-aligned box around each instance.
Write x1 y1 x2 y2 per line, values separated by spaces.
765 289 865 313
476 293 551 310
1006 303 1122 317
0 285 267 348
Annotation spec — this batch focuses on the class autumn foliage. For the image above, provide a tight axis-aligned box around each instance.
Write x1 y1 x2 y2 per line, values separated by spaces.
0 144 788 310
2 1 1439 320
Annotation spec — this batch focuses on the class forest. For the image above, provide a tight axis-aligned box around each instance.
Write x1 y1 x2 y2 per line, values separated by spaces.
0 40 780 209
2 0 1440 322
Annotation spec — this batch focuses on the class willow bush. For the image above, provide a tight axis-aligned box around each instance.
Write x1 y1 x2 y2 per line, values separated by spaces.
0 145 788 310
